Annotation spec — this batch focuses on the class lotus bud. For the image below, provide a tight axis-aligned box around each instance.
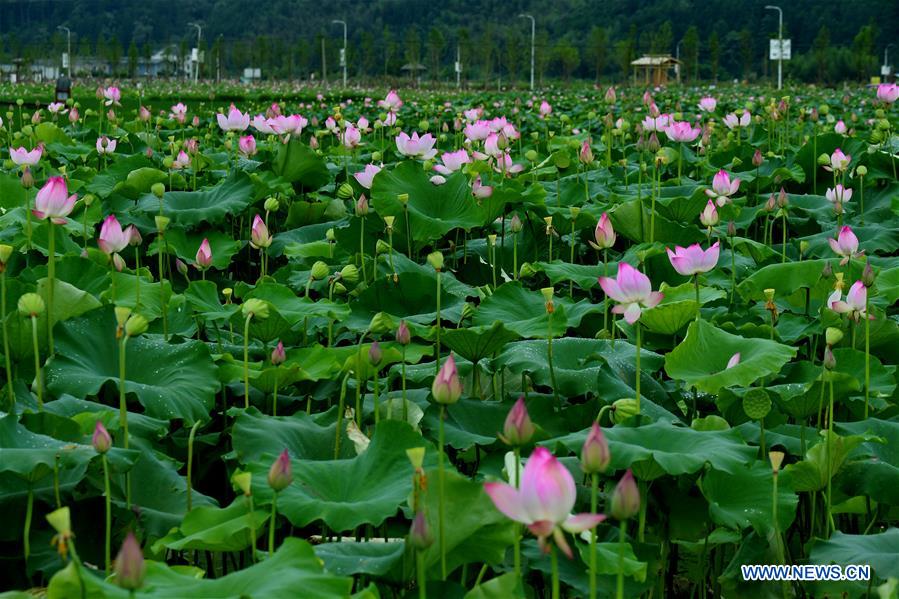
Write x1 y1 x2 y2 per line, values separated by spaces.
726 220 736 238
862 262 875 287
0 244 12 269
175 258 188 277
311 261 329 281
427 251 444 271
825 327 844 347
21 167 34 188
409 510 434 550
397 193 409 205
155 215 170 232
611 397 639 424
581 422 611 474
271 341 286 365
267 449 293 492
115 306 133 330
114 532 146 590
242 298 270 320
368 340 383 366
823 346 837 370
510 213 523 233
777 188 788 208
611 469 640 520
499 396 535 447
339 264 359 285
231 471 252 496
127 226 143 247
264 197 280 212
325 228 336 242
396 320 411 345
432 353 462 405
151 182 166 199
337 182 354 200
355 194 369 217
18 292 44 316
92 421 112 453
752 149 764 167
125 314 148 337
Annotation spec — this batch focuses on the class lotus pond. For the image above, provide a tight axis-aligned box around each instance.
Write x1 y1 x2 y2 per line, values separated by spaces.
0 82 898 598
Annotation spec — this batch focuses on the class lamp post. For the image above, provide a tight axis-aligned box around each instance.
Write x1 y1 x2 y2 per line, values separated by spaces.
765 5 783 90
675 39 683 83
188 22 202 83
518 14 535 91
332 20 347 87
885 43 896 79
57 26 71 77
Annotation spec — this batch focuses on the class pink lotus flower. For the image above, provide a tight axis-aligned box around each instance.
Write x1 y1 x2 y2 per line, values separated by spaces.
268 449 293 491
667 242 720 276
640 114 670 132
598 262 664 324
499 396 535 446
430 175 447 185
384 112 397 126
834 120 847 135
68 108 79 124
250 215 272 249
700 200 719 228
170 102 187 123
216 104 250 132
48 102 66 115
463 108 483 122
494 153 523 175
579 139 594 164
539 101 552 118
698 97 717 112
825 185 852 205
823 148 851 173
664 120 701 143
484 132 504 157
828 226 863 265
98 215 131 255
463 120 491 142
354 164 382 189
485 446 606 557
581 422 610 474
604 87 617 103
341 124 362 148
395 132 437 160
830 280 872 322
92 420 112 453
96 136 117 155
876 83 899 104
432 353 462 404
33 176 76 224
726 353 741 369
196 238 213 269
271 340 286 365
138 106 151 122
705 170 741 206
252 114 275 135
172 150 191 170
238 135 257 157
472 175 493 199
433 150 470 175
103 86 121 106
10 146 42 166
268 114 308 138
589 213 616 250
378 90 403 112
723 112 751 129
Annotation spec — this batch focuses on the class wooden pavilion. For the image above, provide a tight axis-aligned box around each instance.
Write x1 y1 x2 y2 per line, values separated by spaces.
630 55 681 86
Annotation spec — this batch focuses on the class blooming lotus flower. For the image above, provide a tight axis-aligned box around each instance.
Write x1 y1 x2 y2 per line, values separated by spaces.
252 114 275 134
700 200 719 228
723 111 751 129
484 132 504 157
484 446 606 557
499 396 535 446
10 146 42 166
98 214 131 256
170 102 187 123
384 112 397 126
357 116 370 132
172 150 191 170
472 175 493 199
216 104 250 132
48 102 66 115
598 262 664 324
463 120 491 142
250 215 272 249
268 449 293 491
433 150 470 175
432 353 462 404
238 135 257 157
354 164 382 189
196 238 213 269
698 97 717 112
341 124 362 148
828 226 863 265
589 212 616 250
664 120 701 143
705 170 741 206
268 114 308 138
494 153 523 175
667 242 720 276
395 131 437 160
824 148 851 173
876 83 899 104
834 120 847 135
463 108 483 122
825 185 852 205
378 90 403 112
33 176 76 224
640 114 670 132
103 86 121 106
538 101 552 118
726 353 741 369
830 280 872 322
96 136 117 155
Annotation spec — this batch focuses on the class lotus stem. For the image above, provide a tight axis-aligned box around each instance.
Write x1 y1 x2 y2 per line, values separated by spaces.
547 311 560 411
417 550 427 599
435 270 442 375
243 313 253 409
865 290 871 419
401 346 408 421
373 367 380 424
3 270 13 410
334 373 349 458
119 334 131 508
268 492 278 556
551 542 561 599
826 377 835 537
514 445 522 585
47 220 55 356
616 519 626 599
187 420 201 512
30 314 42 409
589 471 599 599
23 487 33 560
359 216 367 283
102 453 111 572
438 404 447 580
635 322 642 414
513 232 518 281
694 274 701 320
273 378 278 417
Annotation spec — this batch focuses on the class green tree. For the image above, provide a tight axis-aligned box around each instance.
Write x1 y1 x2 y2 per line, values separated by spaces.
535 29 550 85
851 24 877 81
427 26 445 79
502 28 523 83
653 20 673 55
739 28 753 79
552 41 579 81
481 22 495 82
128 40 138 78
682 25 699 81
359 31 375 80
618 24 637 81
708 31 720 81
382 27 396 76
586 26 608 82
404 26 421 66
813 25 831 84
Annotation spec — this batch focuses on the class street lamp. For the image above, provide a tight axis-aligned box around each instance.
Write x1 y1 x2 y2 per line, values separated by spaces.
188 22 202 83
765 5 783 90
56 26 71 77
518 14 535 91
332 20 347 87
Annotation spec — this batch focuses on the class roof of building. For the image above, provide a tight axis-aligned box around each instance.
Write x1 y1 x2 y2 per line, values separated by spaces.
631 55 680 67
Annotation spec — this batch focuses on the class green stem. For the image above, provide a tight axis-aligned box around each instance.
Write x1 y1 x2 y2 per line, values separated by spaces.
119 335 131 508
243 313 253 409
781 212 787 263
31 315 43 409
513 232 518 280
2 270 12 410
826 377 835 537
417 550 427 599
729 232 737 308
273 379 278 417
438 405 447 580
772 470 784 564
334 373 349 458
435 271 442 375
694 274 701 320
102 454 111 572
616 520 626 599
589 472 599 599
134 249 141 311
547 311 559 411
359 216 367 283
401 347 408 421
551 543 560 599
373 369 380 424
514 445 521 583
650 165 657 244
158 234 168 341
864 290 870 419
186 420 201 512
47 220 55 356
248 494 257 562
635 322 642 414
268 493 278 555
23 488 33 561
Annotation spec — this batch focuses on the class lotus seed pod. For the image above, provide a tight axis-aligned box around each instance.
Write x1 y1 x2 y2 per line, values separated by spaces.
825 327 844 347
115 306 133 329
0 244 13 265
406 447 425 469
742 388 772 421
325 228 336 242
242 298 270 320
376 239 391 254
427 251 444 271
332 282 347 295
264 197 280 212
339 264 359 285
337 182 354 200
124 314 148 337
18 292 45 316
384 215 395 228
231 471 252 496
371 151 382 162
518 262 538 278
222 288 233 300
611 397 639 424
769 451 785 473
311 261 329 280
525 149 538 162
155 215 170 232
487 234 497 247
856 165 867 177
397 193 409 205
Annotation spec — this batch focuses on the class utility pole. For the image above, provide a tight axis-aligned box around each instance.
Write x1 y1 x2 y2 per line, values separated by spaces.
188 22 202 83
332 20 347 87
57 26 71 77
456 44 461 88
518 14 535 90
765 5 783 90
675 39 683 83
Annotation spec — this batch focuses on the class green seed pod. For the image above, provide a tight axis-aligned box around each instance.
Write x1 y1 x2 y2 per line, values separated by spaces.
337 182 354 200
18 292 45 316
742 388 772 421
339 264 359 285
242 298 270 320
525 149 538 162
427 251 444 271
124 314 149 337
611 397 639 424
311 261 329 281
264 197 280 212
151 182 166 199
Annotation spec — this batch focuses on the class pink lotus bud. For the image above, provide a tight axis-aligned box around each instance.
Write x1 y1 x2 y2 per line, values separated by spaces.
139 106 151 122
114 532 146 590
396 320 411 345
700 200 719 228
176 258 189 277
579 139 594 165
432 353 462 405
126 225 142 247
591 212 616 249
834 120 847 135
726 353 741 369
92 421 112 453
605 87 617 103
192 115 200 127
581 422 610 474
195 238 213 269
33 176 77 223
68 108 79 124
368 340 383 366
238 134 257 157
499 396 535 446
823 346 837 370
355 194 370 217
862 262 875 287
250 215 272 249
267 449 293 492
408 510 434 550
21 167 34 189
610 469 640 520
752 149 764 167
271 341 286 365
